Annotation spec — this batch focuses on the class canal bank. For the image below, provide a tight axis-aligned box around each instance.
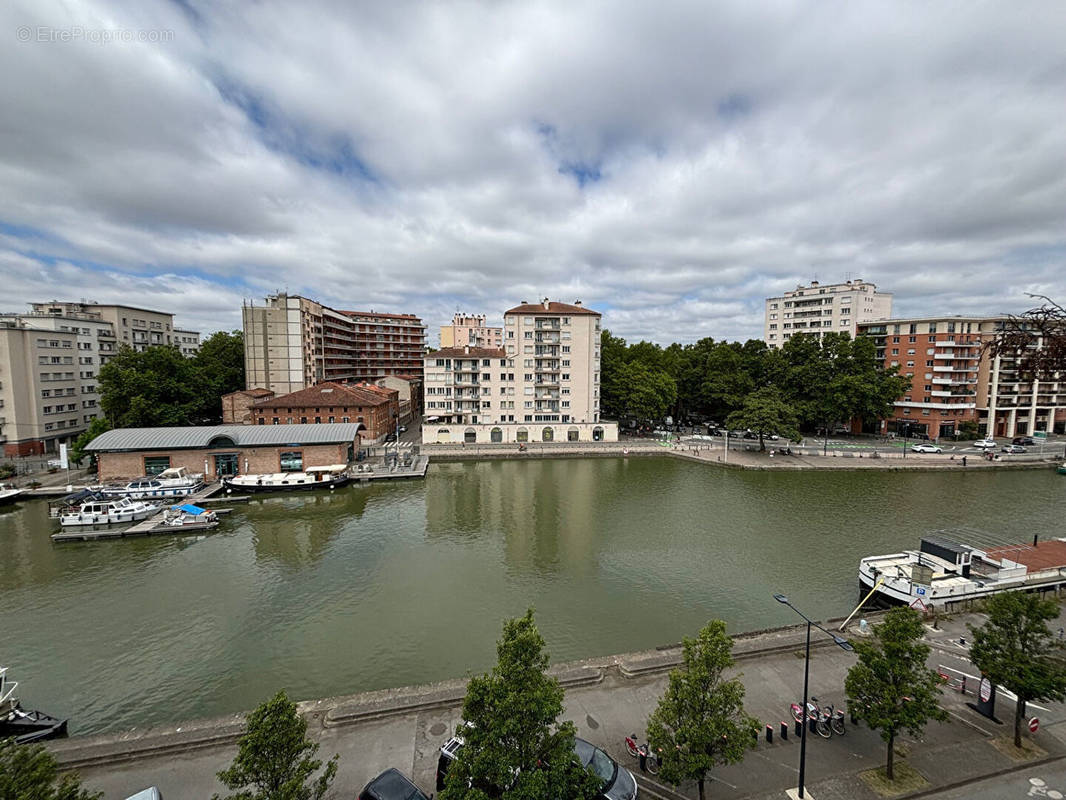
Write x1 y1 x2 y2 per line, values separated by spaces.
57 608 1066 800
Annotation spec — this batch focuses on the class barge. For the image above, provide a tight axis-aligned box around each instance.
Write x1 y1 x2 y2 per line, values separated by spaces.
859 535 1066 608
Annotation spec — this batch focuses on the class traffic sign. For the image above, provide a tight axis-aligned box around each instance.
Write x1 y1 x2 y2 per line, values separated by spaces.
980 677 992 703
1035 431 1048 439
1030 717 1040 733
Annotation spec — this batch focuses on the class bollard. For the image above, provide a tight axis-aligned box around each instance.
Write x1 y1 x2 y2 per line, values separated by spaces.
638 750 646 773
781 721 788 741
765 724 773 744
795 719 802 738
850 710 858 725
960 676 967 695
809 717 817 734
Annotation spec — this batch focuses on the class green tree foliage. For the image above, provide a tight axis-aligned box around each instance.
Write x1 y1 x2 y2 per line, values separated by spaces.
70 417 111 466
725 387 800 450
969 592 1066 748
0 738 101 800
646 620 759 800
99 332 245 427
440 609 602 800
958 420 980 439
214 690 337 800
844 608 947 780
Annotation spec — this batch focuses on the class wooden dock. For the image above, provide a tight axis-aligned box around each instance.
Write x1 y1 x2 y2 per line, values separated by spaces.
350 456 430 483
51 483 236 543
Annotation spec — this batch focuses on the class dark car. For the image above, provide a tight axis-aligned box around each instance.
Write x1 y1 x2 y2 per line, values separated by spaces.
360 769 432 800
384 433 398 443
1012 436 1036 446
436 732 637 800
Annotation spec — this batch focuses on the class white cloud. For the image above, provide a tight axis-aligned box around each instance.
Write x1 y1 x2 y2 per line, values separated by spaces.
1 0 1064 344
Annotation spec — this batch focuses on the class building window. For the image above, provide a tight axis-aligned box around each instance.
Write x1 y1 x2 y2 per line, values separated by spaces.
144 456 171 475
280 451 303 472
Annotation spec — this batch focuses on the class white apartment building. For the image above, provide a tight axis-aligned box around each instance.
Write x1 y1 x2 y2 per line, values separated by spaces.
174 329 201 356
764 279 892 348
422 299 618 444
439 313 503 349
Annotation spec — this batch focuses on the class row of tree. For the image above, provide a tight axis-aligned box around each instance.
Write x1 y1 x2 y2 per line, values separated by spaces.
600 330 910 444
6 594 1063 799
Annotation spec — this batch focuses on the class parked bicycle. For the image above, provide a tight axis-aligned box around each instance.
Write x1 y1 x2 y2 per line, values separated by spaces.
789 697 846 738
622 734 660 774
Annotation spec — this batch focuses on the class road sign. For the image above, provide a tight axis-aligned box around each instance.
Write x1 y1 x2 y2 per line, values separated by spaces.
980 677 992 703
915 586 927 596
1034 431 1048 439
1030 717 1040 733
910 598 927 612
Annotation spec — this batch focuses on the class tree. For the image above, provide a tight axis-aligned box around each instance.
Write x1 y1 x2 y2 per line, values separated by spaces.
969 592 1066 748
0 738 101 800
70 417 110 467
99 345 204 427
646 620 759 800
984 295 1066 381
195 331 246 419
725 387 799 450
844 607 947 780
213 690 337 800
615 362 677 422
439 609 602 800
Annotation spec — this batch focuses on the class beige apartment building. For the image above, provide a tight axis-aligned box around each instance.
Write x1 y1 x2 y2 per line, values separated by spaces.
439 313 502 349
243 294 426 395
422 299 617 444
859 315 1066 439
31 301 185 353
765 279 892 348
174 329 201 356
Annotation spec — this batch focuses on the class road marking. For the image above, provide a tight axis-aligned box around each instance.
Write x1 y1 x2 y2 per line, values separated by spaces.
947 708 996 738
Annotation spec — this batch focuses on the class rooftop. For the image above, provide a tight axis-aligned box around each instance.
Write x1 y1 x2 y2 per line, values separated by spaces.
504 300 600 316
251 381 394 408
426 346 507 359
988 540 1066 572
86 423 364 451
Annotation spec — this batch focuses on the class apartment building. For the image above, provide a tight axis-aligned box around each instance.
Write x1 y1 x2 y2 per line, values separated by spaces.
174 329 201 356
858 315 1066 439
422 299 617 444
439 313 503 349
30 301 186 353
243 294 426 395
765 279 892 348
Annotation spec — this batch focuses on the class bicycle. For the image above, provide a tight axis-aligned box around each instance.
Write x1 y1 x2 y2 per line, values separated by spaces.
622 734 660 774
789 697 845 738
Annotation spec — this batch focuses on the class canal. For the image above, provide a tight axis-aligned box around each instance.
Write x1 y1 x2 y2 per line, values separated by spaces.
0 458 1057 735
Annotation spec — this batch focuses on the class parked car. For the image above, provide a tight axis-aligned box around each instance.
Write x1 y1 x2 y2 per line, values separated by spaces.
398 425 407 433
47 458 64 468
728 429 746 438
360 769 432 800
436 731 637 800
384 433 397 443
973 439 996 450
911 444 943 454
1002 444 1026 454
1012 436 1036 446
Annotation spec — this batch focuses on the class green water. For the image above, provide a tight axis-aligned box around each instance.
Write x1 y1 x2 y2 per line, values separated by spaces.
0 458 1058 734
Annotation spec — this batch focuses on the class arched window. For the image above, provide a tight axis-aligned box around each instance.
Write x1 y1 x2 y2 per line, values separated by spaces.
437 428 451 443
490 427 503 443
464 427 477 444
567 427 580 442
593 426 604 441
542 427 554 442
516 428 528 443
208 435 237 448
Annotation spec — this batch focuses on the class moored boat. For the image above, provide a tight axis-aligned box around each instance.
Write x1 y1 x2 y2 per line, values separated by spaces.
222 464 351 493
859 534 1066 608
98 466 204 499
51 491 159 527
161 503 219 528
1058 463 1066 475
0 667 68 744
0 483 23 506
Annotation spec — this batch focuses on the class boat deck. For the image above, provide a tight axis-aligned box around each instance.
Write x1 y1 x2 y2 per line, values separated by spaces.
987 540 1066 571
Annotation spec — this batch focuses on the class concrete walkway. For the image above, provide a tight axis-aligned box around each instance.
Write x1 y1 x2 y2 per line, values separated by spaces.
56 608 1066 800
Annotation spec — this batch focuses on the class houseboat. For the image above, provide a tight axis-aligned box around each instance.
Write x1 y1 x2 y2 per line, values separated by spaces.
98 466 204 499
1 667 68 744
222 464 351 494
859 535 1066 608
52 490 159 527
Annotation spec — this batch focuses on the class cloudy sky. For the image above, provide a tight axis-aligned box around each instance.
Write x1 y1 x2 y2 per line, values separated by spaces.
2 0 1065 345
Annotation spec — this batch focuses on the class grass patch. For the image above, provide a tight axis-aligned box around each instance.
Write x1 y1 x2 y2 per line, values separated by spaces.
989 735 1047 762
859 762 930 798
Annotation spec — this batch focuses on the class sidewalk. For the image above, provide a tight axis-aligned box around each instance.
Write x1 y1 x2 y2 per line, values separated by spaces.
60 608 1066 800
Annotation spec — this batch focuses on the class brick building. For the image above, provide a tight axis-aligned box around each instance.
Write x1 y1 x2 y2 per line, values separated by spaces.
248 381 399 442
221 388 275 424
85 424 362 481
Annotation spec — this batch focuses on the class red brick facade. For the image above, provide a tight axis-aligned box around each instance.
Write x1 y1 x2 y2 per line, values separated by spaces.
96 442 356 481
221 388 275 424
249 382 399 441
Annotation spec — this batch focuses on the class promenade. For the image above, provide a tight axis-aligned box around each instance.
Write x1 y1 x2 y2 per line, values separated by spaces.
55 608 1066 800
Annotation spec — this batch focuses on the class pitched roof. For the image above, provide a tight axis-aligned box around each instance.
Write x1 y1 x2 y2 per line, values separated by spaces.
251 381 393 409
86 423 364 451
504 301 600 316
425 347 507 359
222 388 274 399
339 310 423 322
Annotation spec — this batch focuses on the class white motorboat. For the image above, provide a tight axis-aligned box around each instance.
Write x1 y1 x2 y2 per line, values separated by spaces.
222 464 351 494
55 493 159 527
859 534 1066 608
161 503 219 528
0 483 24 506
98 466 204 499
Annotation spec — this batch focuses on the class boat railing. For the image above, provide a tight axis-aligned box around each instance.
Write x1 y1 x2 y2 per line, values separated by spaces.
0 667 17 710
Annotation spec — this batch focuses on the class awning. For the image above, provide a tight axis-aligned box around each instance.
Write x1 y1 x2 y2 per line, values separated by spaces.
171 503 208 515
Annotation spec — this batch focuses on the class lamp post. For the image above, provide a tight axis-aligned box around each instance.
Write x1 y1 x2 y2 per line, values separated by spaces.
773 594 854 799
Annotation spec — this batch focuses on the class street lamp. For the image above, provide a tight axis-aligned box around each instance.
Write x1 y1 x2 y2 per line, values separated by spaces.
773 594 854 800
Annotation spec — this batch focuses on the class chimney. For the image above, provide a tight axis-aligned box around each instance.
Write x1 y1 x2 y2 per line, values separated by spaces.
574 300 582 306
811 280 819 287
542 297 550 310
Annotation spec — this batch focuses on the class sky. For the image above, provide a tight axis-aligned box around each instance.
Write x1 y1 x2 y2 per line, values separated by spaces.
2 0 1065 346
